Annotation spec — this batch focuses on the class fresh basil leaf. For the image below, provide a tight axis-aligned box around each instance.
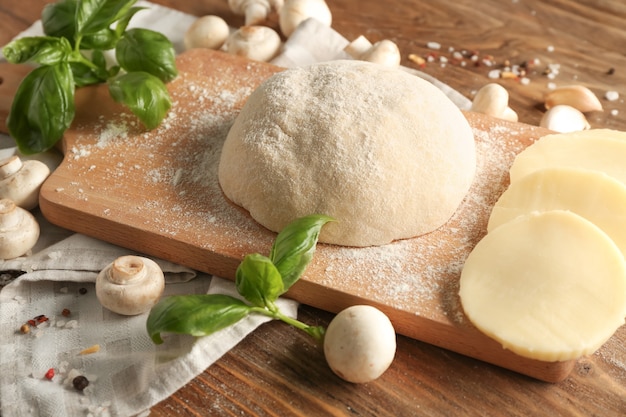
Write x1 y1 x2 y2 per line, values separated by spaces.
91 49 107 71
146 294 252 344
114 6 146 37
270 214 334 292
7 63 75 155
108 71 171 129
236 253 285 307
2 36 72 65
81 27 119 50
42 0 78 42
116 28 178 82
69 62 104 87
75 0 138 36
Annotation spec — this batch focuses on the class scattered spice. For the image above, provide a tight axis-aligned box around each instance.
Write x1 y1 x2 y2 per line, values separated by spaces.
79 344 100 355
72 375 90 391
34 314 49 325
62 308 71 317
20 324 30 334
79 287 88 295
607 67 615 75
44 368 55 380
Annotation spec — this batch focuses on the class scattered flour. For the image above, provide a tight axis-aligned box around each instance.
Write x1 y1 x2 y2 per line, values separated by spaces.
57 59 541 326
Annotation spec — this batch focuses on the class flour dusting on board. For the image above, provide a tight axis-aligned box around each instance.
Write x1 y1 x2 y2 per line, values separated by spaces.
54 51 542 327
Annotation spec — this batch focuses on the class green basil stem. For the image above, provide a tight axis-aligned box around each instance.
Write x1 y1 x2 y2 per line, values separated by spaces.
250 304 326 343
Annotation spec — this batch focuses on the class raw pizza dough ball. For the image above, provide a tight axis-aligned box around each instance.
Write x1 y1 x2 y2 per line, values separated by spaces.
218 60 476 246
460 210 626 362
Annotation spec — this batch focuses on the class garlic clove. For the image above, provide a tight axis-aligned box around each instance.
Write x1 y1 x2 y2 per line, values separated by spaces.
184 15 230 51
225 26 282 62
544 85 603 113
0 198 40 260
540 104 591 133
344 35 373 59
96 255 165 316
0 155 51 210
279 0 332 38
360 40 401 67
470 83 518 122
500 106 519 123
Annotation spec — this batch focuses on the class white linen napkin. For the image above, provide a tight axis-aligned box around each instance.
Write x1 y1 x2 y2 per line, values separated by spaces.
0 3 469 416
0 231 297 417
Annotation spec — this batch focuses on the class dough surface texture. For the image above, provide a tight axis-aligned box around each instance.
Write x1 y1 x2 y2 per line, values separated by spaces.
218 60 476 246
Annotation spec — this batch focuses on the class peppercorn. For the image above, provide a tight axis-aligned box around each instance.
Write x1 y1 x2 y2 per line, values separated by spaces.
72 375 90 391
20 324 30 334
44 368 55 380
79 287 88 295
62 308 71 317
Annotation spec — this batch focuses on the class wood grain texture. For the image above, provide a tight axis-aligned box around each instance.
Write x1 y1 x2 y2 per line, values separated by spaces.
2 0 625 416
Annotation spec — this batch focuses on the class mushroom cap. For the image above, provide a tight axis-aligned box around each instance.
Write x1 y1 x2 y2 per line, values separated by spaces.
323 305 396 383
0 198 40 259
184 15 230 50
279 0 332 37
0 156 51 210
225 26 282 62
96 255 165 315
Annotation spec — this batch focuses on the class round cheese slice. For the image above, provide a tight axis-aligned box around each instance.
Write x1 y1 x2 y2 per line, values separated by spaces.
488 167 626 257
460 210 626 362
509 129 626 184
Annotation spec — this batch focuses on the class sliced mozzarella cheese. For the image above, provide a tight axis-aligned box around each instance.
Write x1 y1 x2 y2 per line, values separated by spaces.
488 167 626 257
460 210 626 362
509 129 626 184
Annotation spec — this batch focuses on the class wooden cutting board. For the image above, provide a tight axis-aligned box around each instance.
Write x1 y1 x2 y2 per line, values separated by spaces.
1 48 575 382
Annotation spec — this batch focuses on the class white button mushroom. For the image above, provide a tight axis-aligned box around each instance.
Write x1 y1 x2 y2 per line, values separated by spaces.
279 0 332 38
184 15 231 51
323 305 396 383
0 155 51 210
224 26 282 62
228 0 284 26
96 255 165 316
0 198 40 260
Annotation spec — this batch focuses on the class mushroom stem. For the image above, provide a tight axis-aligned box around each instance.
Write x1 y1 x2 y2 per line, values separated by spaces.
109 256 146 284
0 156 22 178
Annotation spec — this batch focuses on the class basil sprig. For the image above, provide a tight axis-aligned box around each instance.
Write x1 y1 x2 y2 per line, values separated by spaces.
147 214 335 344
2 0 177 154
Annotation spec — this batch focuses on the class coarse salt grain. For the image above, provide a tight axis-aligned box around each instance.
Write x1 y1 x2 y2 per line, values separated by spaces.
605 90 619 101
488 69 501 79
426 41 441 50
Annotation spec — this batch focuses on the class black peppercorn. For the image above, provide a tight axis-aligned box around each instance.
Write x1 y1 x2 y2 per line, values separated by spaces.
78 287 88 295
72 375 90 391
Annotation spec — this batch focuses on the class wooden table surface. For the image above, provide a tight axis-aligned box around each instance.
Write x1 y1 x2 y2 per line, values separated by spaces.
2 0 626 416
